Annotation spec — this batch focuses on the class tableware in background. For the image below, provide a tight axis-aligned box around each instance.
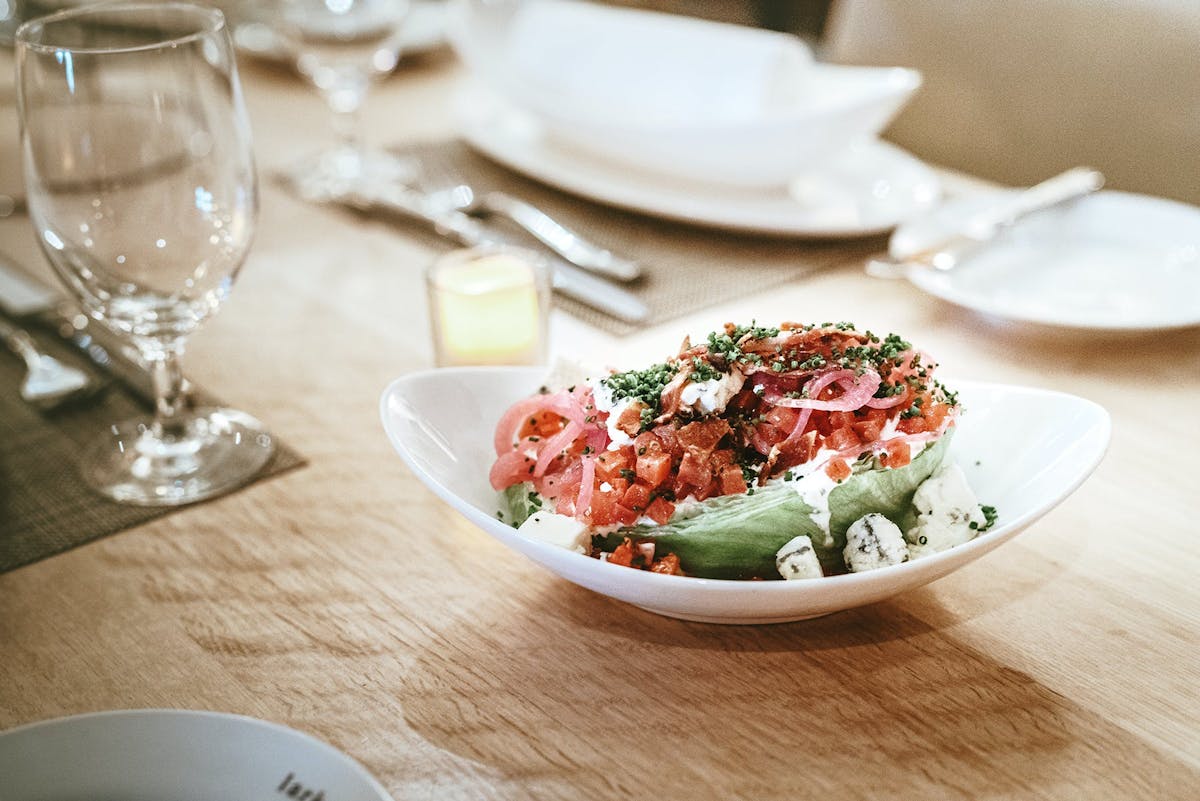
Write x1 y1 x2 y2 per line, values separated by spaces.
279 167 651 323
427 244 550 367
890 190 1200 332
268 0 415 190
448 0 921 189
0 710 393 801
867 167 1105 277
0 314 97 410
233 0 447 65
381 366 1110 624
16 1 274 505
456 85 942 237
419 164 643 282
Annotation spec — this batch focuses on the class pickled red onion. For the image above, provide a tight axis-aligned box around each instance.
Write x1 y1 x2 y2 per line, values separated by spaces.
533 420 584 477
761 369 881 412
577 455 597 515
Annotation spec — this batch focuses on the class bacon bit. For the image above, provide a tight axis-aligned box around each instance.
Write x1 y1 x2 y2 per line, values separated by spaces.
608 539 635 567
656 369 691 422
615 401 646 436
650 553 683 575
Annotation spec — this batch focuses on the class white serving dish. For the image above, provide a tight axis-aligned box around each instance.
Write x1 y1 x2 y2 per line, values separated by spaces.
447 0 921 188
0 709 392 801
380 367 1110 625
455 83 942 237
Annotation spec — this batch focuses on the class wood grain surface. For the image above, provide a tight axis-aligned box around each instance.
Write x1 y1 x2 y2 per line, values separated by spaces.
2 53 1198 801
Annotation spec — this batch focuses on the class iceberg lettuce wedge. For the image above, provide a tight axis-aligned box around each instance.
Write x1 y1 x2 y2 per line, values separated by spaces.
595 433 953 579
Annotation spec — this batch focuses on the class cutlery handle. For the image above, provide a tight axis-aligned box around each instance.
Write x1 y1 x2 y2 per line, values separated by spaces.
481 191 643 283
969 167 1105 236
351 185 649 323
548 259 650 324
0 316 44 371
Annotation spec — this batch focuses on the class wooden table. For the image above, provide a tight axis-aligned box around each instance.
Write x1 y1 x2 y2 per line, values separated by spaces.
2 54 1199 800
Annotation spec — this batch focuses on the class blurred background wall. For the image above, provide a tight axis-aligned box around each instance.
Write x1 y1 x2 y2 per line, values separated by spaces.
608 0 1200 205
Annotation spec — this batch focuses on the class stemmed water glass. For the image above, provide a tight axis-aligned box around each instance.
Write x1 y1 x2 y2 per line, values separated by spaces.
269 0 413 190
15 1 274 505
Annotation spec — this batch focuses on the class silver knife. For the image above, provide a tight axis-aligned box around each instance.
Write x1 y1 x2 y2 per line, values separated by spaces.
0 251 156 402
867 167 1105 278
284 175 651 324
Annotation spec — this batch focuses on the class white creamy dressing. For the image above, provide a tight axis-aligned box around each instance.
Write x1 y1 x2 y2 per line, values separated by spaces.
678 370 745 415
590 379 637 449
790 463 840 548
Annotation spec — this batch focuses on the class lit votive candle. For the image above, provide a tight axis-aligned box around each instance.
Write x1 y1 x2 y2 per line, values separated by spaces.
426 245 551 367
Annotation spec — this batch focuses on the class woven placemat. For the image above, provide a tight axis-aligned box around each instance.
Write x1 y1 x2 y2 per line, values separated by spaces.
394 140 884 335
0 326 305 574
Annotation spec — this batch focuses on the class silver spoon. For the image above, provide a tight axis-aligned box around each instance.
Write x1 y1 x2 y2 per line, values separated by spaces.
0 316 96 410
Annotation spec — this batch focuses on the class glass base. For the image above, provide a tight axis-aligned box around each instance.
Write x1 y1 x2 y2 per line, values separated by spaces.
80 406 275 507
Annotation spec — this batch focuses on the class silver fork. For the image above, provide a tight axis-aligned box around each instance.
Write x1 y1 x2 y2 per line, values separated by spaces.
419 164 643 283
0 316 98 410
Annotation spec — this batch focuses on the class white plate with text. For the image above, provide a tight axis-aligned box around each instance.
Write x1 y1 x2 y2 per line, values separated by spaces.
0 709 392 801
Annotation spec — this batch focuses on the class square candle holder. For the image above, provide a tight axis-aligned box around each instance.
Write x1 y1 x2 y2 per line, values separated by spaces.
426 244 552 367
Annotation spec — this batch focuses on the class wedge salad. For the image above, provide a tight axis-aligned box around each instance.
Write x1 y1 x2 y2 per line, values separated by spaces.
489 322 996 580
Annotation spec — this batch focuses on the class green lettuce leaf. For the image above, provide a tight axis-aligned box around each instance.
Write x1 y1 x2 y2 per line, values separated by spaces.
504 482 539 527
595 433 953 579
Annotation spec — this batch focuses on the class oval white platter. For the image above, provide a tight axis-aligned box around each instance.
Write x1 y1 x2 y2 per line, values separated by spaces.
381 366 1110 625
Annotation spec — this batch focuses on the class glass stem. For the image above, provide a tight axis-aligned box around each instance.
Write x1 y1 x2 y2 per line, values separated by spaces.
151 351 189 440
326 78 369 155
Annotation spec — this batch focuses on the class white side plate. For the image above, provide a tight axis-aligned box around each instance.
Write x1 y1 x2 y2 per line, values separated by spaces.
380 367 1110 625
0 710 392 801
893 190 1200 331
454 84 942 238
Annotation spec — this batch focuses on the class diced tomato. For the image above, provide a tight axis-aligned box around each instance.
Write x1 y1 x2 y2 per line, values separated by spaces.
828 410 856 431
645 496 675 525
924 402 952 432
676 418 731 452
593 449 634 484
825 426 860 451
677 450 712 489
764 406 798 432
652 424 681 459
719 464 747 496
779 429 820 465
622 482 652 512
518 410 567 439
880 439 911 468
693 478 720 501
636 451 673 488
825 458 852 481
852 419 884 443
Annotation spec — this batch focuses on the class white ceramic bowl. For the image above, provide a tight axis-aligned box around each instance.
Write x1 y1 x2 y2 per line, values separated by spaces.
0 710 392 801
380 367 1110 624
448 0 922 188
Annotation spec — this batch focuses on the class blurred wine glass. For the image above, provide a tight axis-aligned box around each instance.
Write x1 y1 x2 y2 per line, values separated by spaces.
15 1 274 505
269 0 414 190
